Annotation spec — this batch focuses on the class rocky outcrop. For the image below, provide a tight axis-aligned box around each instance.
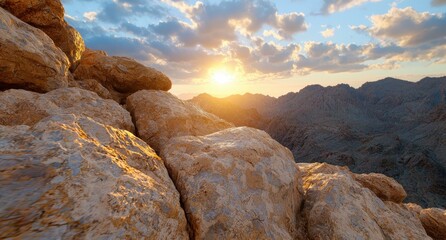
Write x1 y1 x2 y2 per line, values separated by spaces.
298 163 431 240
73 49 172 102
0 0 85 67
353 172 407 203
161 127 303 239
0 7 69 92
419 208 446 240
69 78 113 100
0 115 189 239
0 88 134 132
126 90 233 152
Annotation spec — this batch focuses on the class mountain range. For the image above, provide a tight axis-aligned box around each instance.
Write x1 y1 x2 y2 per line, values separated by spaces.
190 77 446 208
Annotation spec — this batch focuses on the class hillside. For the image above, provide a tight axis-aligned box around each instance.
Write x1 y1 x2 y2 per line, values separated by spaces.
191 77 446 208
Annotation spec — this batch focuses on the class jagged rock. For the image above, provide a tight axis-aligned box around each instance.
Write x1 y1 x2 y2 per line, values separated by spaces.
0 88 134 132
419 208 446 240
0 0 85 67
298 163 431 240
161 127 303 239
0 7 69 92
69 78 113 100
126 90 233 152
353 172 407 203
0 115 189 239
73 49 172 102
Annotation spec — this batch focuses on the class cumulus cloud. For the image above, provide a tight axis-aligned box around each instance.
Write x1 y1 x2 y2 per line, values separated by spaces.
83 11 97 21
320 0 381 15
321 28 335 38
432 0 446 6
96 0 167 23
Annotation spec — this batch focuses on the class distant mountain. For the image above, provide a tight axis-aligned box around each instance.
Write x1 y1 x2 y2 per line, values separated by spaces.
190 76 446 208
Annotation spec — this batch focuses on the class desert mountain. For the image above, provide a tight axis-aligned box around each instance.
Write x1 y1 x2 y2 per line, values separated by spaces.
1 1 445 239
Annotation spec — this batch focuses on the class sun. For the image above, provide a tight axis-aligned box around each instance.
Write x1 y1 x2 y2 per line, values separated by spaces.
211 69 235 84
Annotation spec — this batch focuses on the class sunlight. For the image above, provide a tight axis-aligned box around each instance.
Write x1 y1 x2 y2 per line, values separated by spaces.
211 69 235 85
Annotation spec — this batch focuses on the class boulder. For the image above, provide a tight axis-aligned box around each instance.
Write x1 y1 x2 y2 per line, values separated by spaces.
69 78 113 100
0 88 134 132
73 49 172 102
0 0 85 67
0 115 189 239
298 163 431 240
161 127 303 239
353 172 407 203
419 208 446 240
0 7 69 92
126 90 233 152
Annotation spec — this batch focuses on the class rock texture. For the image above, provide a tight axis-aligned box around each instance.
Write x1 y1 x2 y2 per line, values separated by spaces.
419 208 446 240
0 115 189 239
0 0 85 66
353 172 407 203
69 78 113 100
192 77 446 208
161 127 303 239
0 7 69 92
126 90 233 152
298 163 431 240
0 88 134 132
73 49 172 102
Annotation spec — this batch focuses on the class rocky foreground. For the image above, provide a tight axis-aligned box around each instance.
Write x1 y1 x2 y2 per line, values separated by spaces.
0 1 445 239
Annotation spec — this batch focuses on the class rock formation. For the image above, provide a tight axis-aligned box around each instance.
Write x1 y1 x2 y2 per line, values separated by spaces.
0 115 189 239
0 7 69 92
0 0 85 67
419 208 446 240
353 172 407 203
126 90 233 152
73 49 172 102
0 88 134 132
161 127 303 239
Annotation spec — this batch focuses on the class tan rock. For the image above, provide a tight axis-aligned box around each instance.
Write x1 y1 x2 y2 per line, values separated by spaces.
420 208 446 240
0 0 86 66
298 163 431 240
126 90 233 152
0 88 134 132
161 127 303 239
73 49 172 102
353 172 407 203
0 115 189 239
0 7 69 92
69 78 113 100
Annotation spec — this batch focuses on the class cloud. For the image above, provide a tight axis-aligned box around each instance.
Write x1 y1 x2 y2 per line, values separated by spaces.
96 0 167 23
321 28 335 38
320 0 381 15
83 11 97 21
432 0 446 6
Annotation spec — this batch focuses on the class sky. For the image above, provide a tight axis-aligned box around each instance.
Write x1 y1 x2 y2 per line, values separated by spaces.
63 0 446 98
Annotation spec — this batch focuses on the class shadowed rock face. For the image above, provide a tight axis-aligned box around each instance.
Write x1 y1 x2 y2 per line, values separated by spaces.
0 0 85 67
419 208 446 240
161 127 303 239
191 77 446 208
0 115 189 239
0 7 69 92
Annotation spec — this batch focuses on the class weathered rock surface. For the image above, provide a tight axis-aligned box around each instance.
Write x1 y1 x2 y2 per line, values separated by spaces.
161 127 303 239
353 172 407 203
126 90 233 152
0 88 134 132
73 49 172 102
0 7 69 92
0 0 85 66
0 115 189 239
69 78 113 100
298 163 431 240
419 208 446 240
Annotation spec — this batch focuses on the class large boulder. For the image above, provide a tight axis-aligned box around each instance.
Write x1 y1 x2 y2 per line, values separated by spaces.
0 114 189 239
161 127 303 239
298 163 431 240
126 90 233 152
0 0 85 67
353 172 407 203
0 88 134 132
73 49 172 102
0 7 69 92
419 208 446 240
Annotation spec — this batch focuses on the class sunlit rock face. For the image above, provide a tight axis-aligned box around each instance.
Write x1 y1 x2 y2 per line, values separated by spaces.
0 115 189 239
353 172 407 203
161 127 303 239
126 90 233 153
73 49 172 103
0 88 134 133
0 0 85 67
298 163 431 240
419 208 446 240
0 7 69 92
